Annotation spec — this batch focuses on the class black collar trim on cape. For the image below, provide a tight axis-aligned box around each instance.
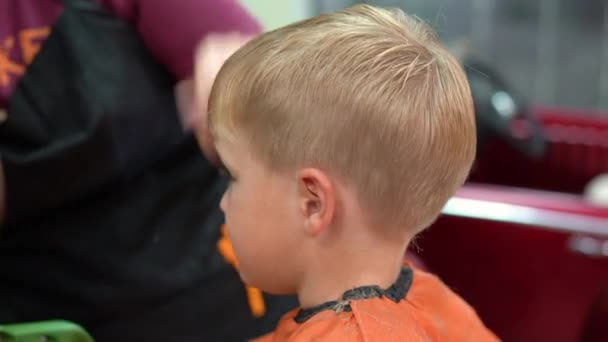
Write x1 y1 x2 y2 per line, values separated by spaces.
294 266 413 324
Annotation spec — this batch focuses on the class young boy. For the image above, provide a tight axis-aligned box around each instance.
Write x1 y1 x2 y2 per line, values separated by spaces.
194 4 499 341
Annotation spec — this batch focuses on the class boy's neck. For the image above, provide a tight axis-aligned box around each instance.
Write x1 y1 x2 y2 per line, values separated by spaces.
296 228 409 309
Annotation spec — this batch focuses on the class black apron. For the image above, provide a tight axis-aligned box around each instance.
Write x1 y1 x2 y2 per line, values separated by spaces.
0 0 295 340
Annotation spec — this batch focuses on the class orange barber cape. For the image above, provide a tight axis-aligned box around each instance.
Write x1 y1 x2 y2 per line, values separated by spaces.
254 265 500 341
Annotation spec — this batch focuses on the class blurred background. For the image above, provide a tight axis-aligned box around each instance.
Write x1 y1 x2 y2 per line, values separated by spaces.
243 0 608 110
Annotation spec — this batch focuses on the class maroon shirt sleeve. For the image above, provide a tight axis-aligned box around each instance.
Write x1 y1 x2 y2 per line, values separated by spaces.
99 0 261 80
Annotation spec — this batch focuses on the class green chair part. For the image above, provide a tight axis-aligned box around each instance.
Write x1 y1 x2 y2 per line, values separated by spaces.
0 320 93 342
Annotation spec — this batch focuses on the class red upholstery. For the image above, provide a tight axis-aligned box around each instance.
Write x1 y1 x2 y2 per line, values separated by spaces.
471 106 608 193
581 285 608 342
417 184 608 342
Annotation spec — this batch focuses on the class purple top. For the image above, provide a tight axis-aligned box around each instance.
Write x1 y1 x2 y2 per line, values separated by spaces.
0 0 260 108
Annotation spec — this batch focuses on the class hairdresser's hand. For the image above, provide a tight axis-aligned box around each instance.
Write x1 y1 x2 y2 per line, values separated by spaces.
176 32 252 165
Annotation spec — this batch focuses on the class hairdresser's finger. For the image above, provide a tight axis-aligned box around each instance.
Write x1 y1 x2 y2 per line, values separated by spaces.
191 33 252 165
175 78 195 130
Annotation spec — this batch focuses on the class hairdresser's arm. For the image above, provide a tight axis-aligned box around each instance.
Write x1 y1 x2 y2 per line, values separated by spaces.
100 0 260 79
100 0 258 165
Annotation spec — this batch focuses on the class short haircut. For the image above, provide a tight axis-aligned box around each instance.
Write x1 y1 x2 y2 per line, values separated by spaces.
206 5 476 232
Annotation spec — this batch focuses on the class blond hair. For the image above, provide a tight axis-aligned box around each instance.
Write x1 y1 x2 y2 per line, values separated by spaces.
207 5 475 232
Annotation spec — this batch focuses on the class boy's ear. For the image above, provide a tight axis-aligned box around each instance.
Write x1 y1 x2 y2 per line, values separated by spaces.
297 168 336 236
